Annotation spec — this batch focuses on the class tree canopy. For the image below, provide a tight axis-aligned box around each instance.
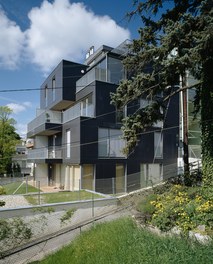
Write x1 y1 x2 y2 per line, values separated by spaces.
111 0 213 185
0 106 21 176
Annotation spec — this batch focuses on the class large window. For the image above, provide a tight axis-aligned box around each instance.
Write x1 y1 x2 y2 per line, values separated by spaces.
107 57 124 84
80 94 93 117
98 128 126 158
96 58 107 81
66 129 71 158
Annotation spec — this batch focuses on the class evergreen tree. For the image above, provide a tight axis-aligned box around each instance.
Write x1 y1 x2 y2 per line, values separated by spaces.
111 0 213 186
0 106 21 176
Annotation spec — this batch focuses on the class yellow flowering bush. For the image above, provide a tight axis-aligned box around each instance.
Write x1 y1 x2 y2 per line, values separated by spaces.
148 185 213 234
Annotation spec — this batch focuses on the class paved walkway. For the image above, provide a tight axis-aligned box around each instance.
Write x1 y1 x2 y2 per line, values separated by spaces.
0 195 30 209
40 186 60 192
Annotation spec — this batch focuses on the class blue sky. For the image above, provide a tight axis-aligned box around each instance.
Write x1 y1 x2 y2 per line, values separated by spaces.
0 0 141 138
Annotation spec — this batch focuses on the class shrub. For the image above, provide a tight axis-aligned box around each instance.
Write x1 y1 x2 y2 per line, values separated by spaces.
0 186 6 195
136 193 157 222
146 185 213 234
0 218 32 257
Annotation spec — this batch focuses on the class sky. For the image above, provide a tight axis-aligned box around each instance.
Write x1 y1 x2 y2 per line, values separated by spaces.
0 0 141 138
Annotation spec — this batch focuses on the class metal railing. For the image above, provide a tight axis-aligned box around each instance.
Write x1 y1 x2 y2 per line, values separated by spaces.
27 146 62 160
27 110 62 132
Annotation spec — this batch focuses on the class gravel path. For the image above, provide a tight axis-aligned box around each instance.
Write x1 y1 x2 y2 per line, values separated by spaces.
0 195 30 209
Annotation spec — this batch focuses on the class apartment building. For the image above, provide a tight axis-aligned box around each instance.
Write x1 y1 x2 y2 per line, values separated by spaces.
27 41 197 194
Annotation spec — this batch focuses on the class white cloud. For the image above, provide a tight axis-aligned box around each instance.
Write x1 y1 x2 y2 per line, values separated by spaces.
0 10 25 69
15 123 27 138
26 0 130 73
0 0 130 73
7 102 32 114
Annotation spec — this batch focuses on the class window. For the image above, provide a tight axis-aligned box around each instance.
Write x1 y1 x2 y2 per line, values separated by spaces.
52 77 56 102
98 128 126 158
116 108 124 123
80 94 93 117
45 85 48 107
107 57 124 84
66 129 71 158
154 132 163 158
96 58 107 81
140 98 152 108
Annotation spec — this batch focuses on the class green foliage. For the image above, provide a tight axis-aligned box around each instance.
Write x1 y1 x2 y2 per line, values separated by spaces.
202 157 213 188
33 218 213 264
0 186 6 195
136 193 157 222
0 217 32 257
111 0 213 182
60 209 75 225
25 191 103 205
3 182 40 195
0 106 21 176
0 186 6 207
32 207 55 214
144 185 213 234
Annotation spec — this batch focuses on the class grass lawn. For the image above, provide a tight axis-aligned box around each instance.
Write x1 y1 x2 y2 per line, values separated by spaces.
29 217 213 264
3 182 41 195
25 190 103 205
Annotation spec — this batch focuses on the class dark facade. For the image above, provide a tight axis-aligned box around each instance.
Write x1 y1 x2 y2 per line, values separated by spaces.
27 41 180 193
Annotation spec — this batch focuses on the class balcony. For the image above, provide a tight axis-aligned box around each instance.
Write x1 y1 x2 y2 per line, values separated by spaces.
76 68 106 93
27 146 62 161
63 102 94 123
27 110 62 138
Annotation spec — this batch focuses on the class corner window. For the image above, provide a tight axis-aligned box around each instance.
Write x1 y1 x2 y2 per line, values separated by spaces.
52 77 56 102
154 132 163 158
45 85 48 107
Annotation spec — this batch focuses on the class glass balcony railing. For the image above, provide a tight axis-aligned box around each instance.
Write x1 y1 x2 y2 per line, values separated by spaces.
27 146 62 160
63 102 94 123
76 68 106 93
27 110 62 132
63 103 81 123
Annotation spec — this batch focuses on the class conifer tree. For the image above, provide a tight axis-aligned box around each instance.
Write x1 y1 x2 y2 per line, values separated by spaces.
111 0 213 186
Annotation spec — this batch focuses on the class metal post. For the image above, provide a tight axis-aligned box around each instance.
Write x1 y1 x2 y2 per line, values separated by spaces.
182 74 189 174
78 179 81 201
26 175 28 194
92 192 94 218
38 181 41 205
112 177 115 196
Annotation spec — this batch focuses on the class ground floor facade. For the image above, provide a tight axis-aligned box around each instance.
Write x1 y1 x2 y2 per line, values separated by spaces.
33 161 171 194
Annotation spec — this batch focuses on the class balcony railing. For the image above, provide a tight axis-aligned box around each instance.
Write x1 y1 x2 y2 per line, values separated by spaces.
27 146 62 160
28 110 62 132
63 103 94 123
76 68 106 93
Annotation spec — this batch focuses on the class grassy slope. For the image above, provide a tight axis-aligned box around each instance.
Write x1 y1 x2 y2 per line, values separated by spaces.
3 182 40 195
25 191 103 205
33 217 213 264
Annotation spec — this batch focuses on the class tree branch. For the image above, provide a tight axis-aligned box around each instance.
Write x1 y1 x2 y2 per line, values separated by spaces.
163 81 202 102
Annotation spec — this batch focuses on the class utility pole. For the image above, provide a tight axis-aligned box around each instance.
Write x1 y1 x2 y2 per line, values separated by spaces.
181 74 189 174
